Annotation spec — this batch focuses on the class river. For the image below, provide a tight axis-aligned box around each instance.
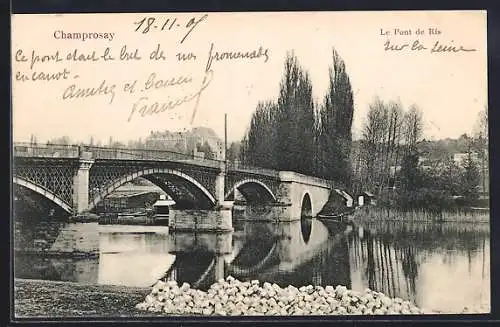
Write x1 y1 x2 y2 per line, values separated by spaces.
13 212 490 314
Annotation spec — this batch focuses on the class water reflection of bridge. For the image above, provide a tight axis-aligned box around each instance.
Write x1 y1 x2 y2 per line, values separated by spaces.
162 219 352 290
14 217 490 313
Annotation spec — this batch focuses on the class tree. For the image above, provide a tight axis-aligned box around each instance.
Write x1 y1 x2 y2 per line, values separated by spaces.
461 147 481 203
29 134 38 145
318 48 355 186
50 136 71 145
473 107 488 141
275 52 316 174
403 104 424 155
243 52 315 175
382 100 404 190
359 97 387 191
197 141 214 159
399 151 422 192
434 156 462 195
240 133 249 164
472 107 488 194
246 100 279 169
227 141 241 163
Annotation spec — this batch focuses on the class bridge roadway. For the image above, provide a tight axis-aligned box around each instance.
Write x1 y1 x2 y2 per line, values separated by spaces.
13 143 340 231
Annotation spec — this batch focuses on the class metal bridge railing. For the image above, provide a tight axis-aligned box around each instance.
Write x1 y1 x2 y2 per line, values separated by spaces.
12 142 224 167
13 142 80 158
81 145 221 166
12 142 285 177
12 142 338 186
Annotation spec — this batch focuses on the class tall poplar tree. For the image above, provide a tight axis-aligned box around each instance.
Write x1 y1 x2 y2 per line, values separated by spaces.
319 48 355 186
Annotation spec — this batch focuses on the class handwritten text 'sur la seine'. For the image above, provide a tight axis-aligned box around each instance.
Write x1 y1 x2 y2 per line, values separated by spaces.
384 39 477 53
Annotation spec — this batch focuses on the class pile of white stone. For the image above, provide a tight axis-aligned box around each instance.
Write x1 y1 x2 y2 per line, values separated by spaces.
135 276 425 315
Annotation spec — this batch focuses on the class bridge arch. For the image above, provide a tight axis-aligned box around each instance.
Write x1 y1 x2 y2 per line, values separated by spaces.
225 179 277 203
301 191 313 218
89 168 217 210
227 241 279 277
13 176 73 214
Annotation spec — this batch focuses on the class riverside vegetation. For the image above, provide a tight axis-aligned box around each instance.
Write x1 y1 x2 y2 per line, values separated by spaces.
136 276 426 316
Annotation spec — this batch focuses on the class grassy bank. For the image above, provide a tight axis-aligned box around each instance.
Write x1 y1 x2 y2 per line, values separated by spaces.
14 279 156 318
353 207 490 223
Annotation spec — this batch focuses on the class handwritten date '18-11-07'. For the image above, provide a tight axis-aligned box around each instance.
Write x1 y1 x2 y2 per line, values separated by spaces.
133 14 208 44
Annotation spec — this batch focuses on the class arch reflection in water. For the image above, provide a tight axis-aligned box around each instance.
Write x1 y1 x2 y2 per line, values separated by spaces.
346 221 490 313
300 193 313 244
165 219 353 291
165 232 232 289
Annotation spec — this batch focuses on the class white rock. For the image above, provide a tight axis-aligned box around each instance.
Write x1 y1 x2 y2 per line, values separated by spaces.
137 278 426 317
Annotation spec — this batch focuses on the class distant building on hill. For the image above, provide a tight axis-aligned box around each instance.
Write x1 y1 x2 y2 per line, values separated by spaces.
143 127 225 159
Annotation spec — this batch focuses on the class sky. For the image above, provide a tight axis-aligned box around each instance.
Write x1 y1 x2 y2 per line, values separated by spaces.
11 11 487 144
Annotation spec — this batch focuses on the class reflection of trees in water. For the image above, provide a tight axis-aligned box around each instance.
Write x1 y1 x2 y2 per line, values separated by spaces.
14 184 70 218
14 186 71 252
348 221 489 303
349 230 419 301
362 221 488 253
14 254 99 283
400 246 418 297
168 251 217 291
14 215 67 252
314 231 351 289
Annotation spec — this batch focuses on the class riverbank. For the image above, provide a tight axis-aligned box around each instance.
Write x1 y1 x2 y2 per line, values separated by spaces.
14 278 488 318
352 207 490 223
14 279 155 318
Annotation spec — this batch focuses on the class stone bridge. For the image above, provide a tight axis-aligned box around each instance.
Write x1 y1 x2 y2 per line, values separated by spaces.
13 143 337 230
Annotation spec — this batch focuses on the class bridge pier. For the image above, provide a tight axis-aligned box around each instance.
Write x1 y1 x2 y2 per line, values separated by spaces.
169 206 233 232
72 154 94 215
48 222 100 256
275 172 331 220
169 162 234 232
214 167 226 206
232 203 293 222
169 232 232 255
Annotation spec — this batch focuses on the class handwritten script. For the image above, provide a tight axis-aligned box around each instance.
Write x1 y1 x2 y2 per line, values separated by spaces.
12 14 272 124
379 27 477 54
133 14 208 44
384 39 477 53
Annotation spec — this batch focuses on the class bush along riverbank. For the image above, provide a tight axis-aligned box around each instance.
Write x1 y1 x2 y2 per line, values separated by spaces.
136 276 426 316
352 206 489 223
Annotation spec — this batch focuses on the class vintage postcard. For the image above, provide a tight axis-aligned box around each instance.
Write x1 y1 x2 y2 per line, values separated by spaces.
11 11 489 319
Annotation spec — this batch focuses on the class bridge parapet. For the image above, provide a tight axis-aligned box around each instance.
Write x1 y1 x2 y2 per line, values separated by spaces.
278 171 333 189
82 145 223 167
13 142 224 168
14 142 80 158
226 162 280 179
